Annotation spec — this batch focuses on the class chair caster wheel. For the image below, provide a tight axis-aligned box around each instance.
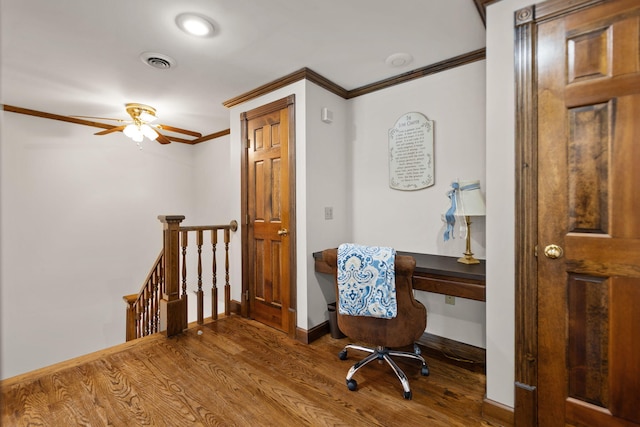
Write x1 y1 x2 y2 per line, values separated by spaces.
403 391 412 400
346 379 358 391
338 350 348 360
421 366 430 376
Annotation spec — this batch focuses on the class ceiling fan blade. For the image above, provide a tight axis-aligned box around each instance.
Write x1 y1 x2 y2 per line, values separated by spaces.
71 115 127 122
156 124 202 138
94 125 126 136
155 131 172 145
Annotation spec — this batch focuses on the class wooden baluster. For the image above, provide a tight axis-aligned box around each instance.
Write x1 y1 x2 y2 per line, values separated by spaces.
148 280 153 335
139 293 145 337
196 230 204 325
158 215 187 337
224 227 231 316
211 229 218 320
148 282 154 335
159 253 165 296
147 283 153 335
157 254 164 333
143 285 150 336
156 262 162 332
123 295 137 341
180 230 189 330
151 267 158 334
136 298 143 339
181 231 188 297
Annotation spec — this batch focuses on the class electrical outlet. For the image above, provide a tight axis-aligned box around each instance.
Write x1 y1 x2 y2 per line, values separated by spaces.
445 295 455 305
324 207 333 220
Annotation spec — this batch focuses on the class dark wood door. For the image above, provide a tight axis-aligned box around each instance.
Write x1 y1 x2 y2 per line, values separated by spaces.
537 1 640 425
241 96 295 334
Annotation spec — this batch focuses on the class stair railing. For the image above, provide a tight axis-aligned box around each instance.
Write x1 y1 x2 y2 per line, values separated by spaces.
124 216 238 341
123 251 164 341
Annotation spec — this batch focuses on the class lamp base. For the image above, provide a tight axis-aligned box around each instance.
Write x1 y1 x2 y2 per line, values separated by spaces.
457 216 481 264
457 253 480 265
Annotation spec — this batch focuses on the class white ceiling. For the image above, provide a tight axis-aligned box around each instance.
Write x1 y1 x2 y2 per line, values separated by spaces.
1 0 486 138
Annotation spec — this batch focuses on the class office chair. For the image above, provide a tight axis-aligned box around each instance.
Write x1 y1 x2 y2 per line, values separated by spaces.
323 245 429 400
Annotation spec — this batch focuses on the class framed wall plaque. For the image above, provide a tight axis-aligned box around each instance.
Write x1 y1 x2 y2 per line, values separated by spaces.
389 112 434 190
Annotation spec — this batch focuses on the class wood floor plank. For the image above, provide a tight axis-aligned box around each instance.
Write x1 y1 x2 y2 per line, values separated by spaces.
142 336 293 425
2 315 506 426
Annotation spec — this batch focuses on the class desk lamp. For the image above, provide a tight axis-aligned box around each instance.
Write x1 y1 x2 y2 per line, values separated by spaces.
443 180 486 264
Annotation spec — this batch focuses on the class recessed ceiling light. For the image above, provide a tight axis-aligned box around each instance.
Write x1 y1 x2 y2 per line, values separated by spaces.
385 53 414 68
175 13 215 37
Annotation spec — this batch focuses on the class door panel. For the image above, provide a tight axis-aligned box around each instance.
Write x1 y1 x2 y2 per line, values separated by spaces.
537 1 640 425
242 97 295 334
567 103 609 234
567 274 608 408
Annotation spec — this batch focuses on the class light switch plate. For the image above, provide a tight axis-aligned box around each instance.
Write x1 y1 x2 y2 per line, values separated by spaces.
324 207 333 220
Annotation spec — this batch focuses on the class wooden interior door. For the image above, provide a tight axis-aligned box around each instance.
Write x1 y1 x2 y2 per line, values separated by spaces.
536 1 640 425
241 96 295 335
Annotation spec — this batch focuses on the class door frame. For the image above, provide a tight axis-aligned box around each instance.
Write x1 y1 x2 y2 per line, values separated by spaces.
513 0 607 425
239 95 297 336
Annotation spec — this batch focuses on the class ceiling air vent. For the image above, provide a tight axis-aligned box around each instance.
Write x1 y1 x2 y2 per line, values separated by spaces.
140 52 176 70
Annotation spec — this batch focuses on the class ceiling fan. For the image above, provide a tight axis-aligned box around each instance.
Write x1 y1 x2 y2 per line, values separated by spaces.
76 103 202 146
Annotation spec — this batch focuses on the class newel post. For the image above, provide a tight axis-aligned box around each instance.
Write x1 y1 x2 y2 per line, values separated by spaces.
158 215 186 337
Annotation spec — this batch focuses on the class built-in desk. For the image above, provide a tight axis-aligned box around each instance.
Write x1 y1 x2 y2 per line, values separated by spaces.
313 250 485 302
314 249 487 371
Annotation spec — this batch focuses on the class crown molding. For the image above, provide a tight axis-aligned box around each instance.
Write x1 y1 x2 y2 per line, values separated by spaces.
2 104 227 145
2 104 116 130
473 0 502 26
223 68 348 109
223 47 486 109
347 48 486 99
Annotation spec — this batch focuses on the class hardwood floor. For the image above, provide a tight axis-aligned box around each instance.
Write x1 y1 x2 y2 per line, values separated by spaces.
2 316 503 426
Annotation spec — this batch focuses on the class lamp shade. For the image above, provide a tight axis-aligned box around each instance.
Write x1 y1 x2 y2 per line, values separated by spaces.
140 124 159 140
453 180 485 217
123 124 139 138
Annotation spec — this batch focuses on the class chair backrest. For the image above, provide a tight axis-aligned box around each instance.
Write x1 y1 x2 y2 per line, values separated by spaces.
322 248 427 348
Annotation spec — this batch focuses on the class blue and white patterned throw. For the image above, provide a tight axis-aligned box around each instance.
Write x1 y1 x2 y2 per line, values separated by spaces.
337 243 397 319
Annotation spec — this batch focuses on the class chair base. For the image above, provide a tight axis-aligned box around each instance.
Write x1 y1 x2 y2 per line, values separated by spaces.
338 343 429 400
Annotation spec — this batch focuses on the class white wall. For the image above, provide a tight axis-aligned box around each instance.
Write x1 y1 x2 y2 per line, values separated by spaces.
187 134 234 320
485 0 533 408
348 60 487 348
192 134 232 225
304 82 351 328
349 62 487 256
0 112 197 379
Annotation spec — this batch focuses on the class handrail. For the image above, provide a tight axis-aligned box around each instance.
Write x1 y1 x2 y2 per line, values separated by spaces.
123 250 164 341
179 220 238 233
124 217 237 341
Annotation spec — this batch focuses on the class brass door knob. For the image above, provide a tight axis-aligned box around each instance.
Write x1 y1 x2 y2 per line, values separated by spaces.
543 244 563 259
277 228 289 236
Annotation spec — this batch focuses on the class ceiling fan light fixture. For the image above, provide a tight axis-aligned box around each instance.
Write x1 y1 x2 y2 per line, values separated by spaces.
125 103 157 121
140 124 159 141
123 123 140 139
139 111 157 122
176 13 215 37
